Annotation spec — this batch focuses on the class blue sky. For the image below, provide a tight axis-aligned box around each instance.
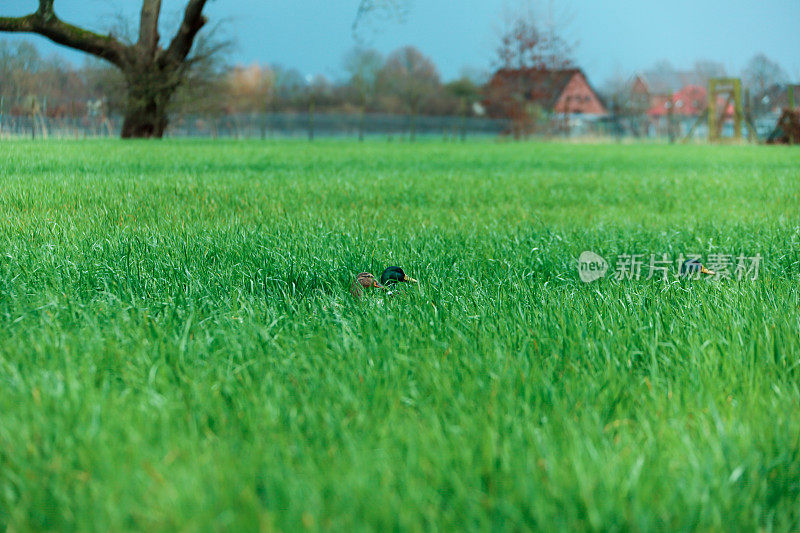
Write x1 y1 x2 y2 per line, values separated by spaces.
2 0 799 85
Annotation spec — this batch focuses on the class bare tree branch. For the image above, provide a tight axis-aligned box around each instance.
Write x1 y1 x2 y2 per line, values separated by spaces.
183 19 233 67
162 0 208 66
36 0 54 17
0 15 35 33
352 0 407 42
138 0 162 59
0 2 127 67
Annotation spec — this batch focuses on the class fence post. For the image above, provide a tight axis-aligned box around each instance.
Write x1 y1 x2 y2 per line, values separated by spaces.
358 106 365 142
708 80 717 142
460 97 467 141
733 79 742 141
308 100 315 141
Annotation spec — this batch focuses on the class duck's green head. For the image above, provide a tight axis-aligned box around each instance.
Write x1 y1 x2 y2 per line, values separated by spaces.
380 266 418 286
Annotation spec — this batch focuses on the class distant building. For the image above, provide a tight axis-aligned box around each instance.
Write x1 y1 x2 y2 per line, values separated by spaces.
626 71 741 138
754 83 800 114
630 70 740 117
484 68 607 118
631 70 705 101
646 85 735 118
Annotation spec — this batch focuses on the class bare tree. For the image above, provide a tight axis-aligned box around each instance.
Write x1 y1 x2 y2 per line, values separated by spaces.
0 0 218 138
538 0 576 70
742 53 788 94
0 0 396 138
0 41 42 107
485 1 576 138
169 30 229 114
495 1 574 71
378 46 440 141
344 46 383 141
352 0 409 40
305 74 334 141
692 60 727 85
269 65 307 111
445 70 485 139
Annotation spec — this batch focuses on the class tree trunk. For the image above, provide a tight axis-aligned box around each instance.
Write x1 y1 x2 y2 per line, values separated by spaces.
121 96 169 138
120 69 176 139
1 0 211 139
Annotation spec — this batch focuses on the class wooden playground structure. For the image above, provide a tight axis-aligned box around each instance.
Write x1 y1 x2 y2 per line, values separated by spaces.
681 78 798 144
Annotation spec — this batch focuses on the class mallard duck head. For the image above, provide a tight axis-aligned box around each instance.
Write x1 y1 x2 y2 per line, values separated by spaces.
351 272 383 298
380 266 418 286
679 258 715 277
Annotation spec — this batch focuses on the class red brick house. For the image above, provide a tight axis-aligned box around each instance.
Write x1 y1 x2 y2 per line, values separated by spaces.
626 71 736 137
644 84 733 119
647 85 708 117
484 68 607 118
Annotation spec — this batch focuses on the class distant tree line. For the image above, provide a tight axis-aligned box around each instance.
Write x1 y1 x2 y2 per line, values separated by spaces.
0 39 486 129
1 32 793 140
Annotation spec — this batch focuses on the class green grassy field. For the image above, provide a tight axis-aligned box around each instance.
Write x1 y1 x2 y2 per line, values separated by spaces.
1 139 799 530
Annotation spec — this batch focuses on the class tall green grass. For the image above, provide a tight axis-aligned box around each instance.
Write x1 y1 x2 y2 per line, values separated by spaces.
1 140 799 530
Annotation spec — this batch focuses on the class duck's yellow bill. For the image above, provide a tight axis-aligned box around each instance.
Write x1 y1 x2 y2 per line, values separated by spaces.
700 266 715 275
405 275 418 283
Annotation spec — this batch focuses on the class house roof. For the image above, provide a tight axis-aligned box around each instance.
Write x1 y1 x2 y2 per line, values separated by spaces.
634 70 704 95
487 67 582 109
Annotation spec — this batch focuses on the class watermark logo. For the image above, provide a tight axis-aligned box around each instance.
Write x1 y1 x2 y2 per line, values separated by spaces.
577 251 762 282
578 251 608 282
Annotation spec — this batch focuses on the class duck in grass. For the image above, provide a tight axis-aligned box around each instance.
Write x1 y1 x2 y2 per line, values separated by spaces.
350 267 418 299
351 272 383 299
380 266 418 286
679 258 715 278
